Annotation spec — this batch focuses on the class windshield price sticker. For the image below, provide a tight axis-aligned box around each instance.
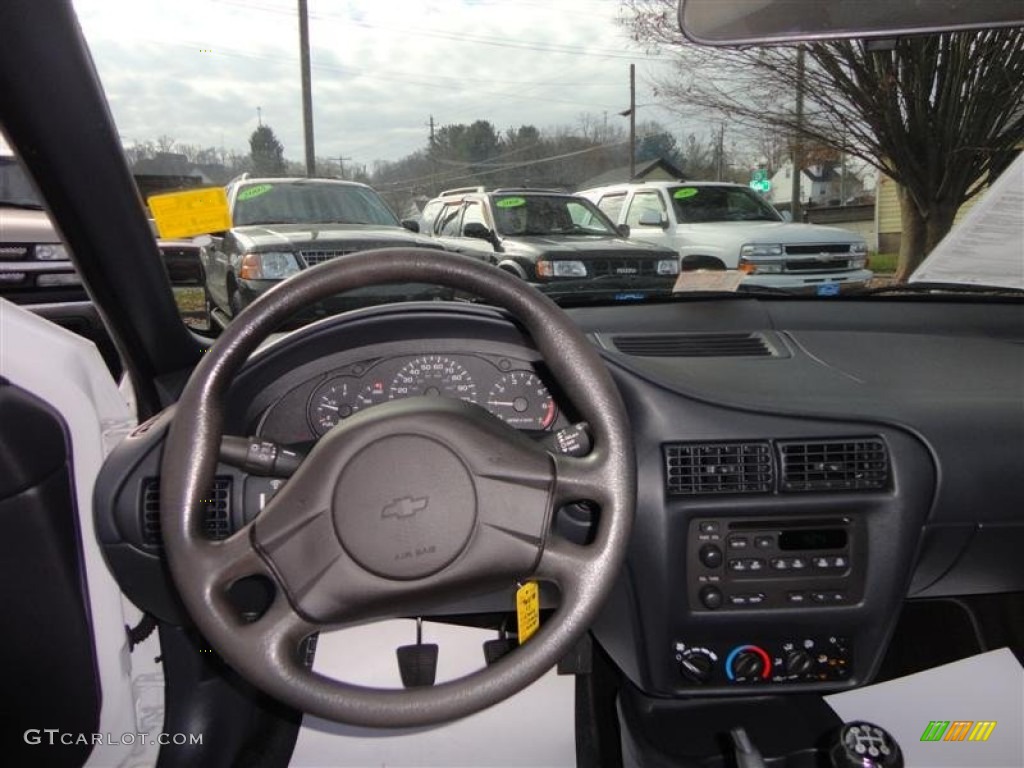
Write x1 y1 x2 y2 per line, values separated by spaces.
237 183 273 201
673 188 699 199
496 197 527 208
148 188 231 239
516 581 540 644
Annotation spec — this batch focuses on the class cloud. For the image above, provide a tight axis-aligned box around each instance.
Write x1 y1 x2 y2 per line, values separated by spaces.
73 0 677 167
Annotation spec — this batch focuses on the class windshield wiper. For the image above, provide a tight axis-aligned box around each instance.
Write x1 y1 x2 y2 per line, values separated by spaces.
850 281 1024 297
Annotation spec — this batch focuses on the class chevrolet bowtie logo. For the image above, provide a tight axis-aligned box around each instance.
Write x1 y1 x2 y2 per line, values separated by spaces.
381 496 429 519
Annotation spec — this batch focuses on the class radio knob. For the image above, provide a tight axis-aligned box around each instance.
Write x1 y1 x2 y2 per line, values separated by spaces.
785 649 815 677
699 544 723 569
699 585 723 610
732 651 765 679
679 650 715 683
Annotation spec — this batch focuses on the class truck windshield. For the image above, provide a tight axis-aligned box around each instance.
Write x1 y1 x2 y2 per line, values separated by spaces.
670 186 781 223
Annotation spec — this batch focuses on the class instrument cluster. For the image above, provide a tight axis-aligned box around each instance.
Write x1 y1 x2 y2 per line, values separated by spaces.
304 352 558 436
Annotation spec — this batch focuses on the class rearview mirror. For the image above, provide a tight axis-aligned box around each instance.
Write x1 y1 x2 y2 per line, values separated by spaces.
638 211 667 228
678 0 1024 45
400 219 420 233
462 222 494 241
617 223 631 239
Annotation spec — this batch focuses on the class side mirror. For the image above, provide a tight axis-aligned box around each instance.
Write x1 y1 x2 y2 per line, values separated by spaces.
617 223 631 238
401 219 420 233
779 210 793 223
638 210 667 228
462 222 494 241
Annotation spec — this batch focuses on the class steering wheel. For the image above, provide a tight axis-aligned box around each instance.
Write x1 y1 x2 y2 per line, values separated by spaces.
160 248 635 727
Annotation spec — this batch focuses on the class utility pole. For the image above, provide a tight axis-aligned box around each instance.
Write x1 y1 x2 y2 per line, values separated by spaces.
427 114 437 193
619 64 636 178
716 123 725 181
790 45 806 221
298 0 316 177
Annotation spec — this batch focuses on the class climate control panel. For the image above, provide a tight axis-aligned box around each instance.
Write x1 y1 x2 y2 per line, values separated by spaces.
673 635 851 688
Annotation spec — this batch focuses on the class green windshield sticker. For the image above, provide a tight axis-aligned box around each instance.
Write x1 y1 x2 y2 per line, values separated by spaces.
496 197 526 208
673 188 699 199
238 184 272 201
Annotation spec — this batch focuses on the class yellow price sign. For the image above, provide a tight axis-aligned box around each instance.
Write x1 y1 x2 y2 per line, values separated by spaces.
516 581 540 644
148 187 231 239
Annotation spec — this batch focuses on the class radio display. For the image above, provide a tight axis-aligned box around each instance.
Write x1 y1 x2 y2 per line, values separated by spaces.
778 529 847 551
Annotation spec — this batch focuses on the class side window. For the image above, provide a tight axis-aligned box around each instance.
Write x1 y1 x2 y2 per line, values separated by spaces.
596 192 627 222
421 200 442 233
461 201 487 233
436 202 463 236
625 191 666 227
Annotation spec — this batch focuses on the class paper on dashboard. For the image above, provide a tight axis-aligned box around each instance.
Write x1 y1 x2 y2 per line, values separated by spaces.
825 647 1024 768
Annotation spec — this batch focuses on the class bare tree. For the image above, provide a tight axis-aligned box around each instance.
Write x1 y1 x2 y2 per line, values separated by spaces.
623 0 1024 279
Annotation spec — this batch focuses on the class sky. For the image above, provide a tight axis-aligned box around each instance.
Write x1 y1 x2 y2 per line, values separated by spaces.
72 0 686 170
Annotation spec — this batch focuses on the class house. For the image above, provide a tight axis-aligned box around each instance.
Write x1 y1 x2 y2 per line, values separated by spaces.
577 157 686 192
768 161 863 206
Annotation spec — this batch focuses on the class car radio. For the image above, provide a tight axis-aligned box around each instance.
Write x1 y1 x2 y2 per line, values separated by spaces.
687 516 866 612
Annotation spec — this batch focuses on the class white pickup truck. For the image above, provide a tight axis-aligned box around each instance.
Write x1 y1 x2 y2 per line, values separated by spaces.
579 180 872 295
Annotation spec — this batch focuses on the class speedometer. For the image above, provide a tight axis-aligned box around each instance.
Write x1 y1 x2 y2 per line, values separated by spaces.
486 371 557 430
388 355 478 403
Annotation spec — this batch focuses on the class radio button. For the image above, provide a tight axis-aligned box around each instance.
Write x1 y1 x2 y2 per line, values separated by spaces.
748 559 765 572
833 556 848 569
754 535 774 549
771 558 789 570
813 557 831 569
699 585 724 610
699 544 724 569
790 557 807 570
698 521 719 535
728 594 749 606
728 559 747 572
787 591 807 604
727 536 749 550
810 591 828 603
747 593 766 606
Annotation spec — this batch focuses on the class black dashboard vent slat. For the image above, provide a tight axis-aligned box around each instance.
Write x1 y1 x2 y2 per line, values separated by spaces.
141 476 233 547
779 439 889 492
613 333 772 358
665 442 773 496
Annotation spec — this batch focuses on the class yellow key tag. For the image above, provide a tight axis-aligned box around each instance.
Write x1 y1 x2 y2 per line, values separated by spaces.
516 581 540 644
148 187 231 239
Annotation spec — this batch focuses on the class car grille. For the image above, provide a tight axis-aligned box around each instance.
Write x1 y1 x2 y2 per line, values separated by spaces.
784 244 853 255
784 257 853 272
589 258 660 277
299 247 367 267
299 241 442 267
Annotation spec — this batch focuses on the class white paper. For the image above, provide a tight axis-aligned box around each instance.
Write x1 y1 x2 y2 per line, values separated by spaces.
289 619 576 767
910 153 1024 290
825 647 1024 768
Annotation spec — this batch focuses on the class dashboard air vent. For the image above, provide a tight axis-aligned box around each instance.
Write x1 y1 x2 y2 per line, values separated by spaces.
613 333 772 358
665 442 773 496
141 476 233 547
779 439 889 492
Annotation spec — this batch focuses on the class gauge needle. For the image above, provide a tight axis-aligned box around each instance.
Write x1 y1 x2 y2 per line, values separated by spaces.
320 403 339 411
487 401 516 406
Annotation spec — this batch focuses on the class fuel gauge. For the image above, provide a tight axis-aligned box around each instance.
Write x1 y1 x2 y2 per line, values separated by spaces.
308 377 359 436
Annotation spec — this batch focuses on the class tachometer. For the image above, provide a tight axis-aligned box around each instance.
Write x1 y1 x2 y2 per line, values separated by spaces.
308 377 360 436
485 371 557 430
388 355 478 403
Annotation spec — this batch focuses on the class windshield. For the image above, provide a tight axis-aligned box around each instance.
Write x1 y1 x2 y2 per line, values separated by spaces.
492 195 619 236
233 181 400 227
670 185 781 223
54 1 1023 332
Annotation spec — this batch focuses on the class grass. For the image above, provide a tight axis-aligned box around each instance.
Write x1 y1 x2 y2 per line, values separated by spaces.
870 253 898 275
173 286 210 330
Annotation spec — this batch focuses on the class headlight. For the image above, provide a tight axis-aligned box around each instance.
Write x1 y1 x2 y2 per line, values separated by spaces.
740 244 783 258
851 256 869 269
536 260 587 278
851 242 869 255
238 251 300 280
739 258 783 274
657 259 680 275
35 244 69 261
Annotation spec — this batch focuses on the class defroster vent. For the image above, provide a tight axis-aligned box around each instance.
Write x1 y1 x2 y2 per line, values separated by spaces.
779 439 889 492
614 333 773 358
665 442 773 496
141 476 233 547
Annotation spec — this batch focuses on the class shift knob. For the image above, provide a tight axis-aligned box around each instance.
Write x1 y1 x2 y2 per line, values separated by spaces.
829 721 903 768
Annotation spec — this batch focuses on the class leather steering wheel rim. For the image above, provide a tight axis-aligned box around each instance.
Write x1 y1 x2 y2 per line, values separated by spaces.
160 248 635 727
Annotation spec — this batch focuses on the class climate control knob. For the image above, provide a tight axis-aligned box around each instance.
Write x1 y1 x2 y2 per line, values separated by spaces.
785 649 815 677
679 649 715 683
726 644 772 681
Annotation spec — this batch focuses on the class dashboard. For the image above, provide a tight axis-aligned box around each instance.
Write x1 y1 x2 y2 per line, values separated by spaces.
95 298 1024 707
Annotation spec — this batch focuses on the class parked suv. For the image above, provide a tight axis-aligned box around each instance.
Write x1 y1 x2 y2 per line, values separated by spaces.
423 187 681 289
203 176 447 319
579 180 872 295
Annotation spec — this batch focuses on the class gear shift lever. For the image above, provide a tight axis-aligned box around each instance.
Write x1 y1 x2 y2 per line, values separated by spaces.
829 721 903 768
